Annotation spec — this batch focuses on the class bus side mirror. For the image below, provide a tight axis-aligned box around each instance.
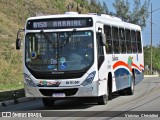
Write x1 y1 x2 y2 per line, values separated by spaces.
16 29 24 50
16 38 21 50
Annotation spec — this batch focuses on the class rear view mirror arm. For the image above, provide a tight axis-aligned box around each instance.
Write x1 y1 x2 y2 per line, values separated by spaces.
16 28 25 50
17 28 25 39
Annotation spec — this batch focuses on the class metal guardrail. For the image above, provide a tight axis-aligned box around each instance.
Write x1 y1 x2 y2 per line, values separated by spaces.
0 89 25 102
144 75 159 77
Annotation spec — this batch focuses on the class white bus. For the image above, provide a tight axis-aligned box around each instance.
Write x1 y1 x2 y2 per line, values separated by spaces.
16 12 144 106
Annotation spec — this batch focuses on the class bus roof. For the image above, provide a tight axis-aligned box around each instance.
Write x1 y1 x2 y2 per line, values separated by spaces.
27 12 141 31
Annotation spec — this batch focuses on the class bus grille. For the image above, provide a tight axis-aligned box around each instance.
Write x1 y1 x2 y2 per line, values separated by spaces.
39 88 78 96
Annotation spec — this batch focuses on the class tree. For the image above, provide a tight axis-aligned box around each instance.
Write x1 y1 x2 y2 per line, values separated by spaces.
89 0 97 13
130 0 150 28
113 0 130 21
144 46 160 73
143 46 151 68
152 47 160 70
102 1 108 14
113 0 150 29
88 0 108 14
75 0 83 13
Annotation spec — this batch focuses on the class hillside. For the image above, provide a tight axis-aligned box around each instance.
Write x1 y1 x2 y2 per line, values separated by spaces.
0 0 106 90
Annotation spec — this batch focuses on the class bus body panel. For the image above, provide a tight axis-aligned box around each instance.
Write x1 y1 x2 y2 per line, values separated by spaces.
22 12 144 99
112 53 144 91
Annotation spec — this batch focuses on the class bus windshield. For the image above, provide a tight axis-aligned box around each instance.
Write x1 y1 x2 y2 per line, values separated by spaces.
25 31 94 72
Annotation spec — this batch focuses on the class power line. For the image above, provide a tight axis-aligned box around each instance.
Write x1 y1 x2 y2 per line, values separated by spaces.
142 32 160 35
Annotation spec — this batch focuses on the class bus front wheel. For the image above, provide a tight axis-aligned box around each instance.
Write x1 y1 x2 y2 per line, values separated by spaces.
97 95 108 105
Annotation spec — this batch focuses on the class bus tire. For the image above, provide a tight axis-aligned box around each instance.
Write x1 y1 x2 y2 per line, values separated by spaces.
126 75 135 95
42 98 55 107
108 73 112 100
108 88 112 100
118 90 126 95
97 95 108 105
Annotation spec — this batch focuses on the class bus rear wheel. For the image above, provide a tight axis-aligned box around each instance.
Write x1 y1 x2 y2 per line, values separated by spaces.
42 98 55 107
126 76 135 95
97 95 108 105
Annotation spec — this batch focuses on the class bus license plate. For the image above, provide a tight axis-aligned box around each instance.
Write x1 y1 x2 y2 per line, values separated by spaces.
52 93 65 97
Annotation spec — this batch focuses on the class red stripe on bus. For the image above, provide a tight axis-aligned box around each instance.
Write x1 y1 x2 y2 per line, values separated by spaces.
132 63 141 71
140 64 144 69
113 61 129 70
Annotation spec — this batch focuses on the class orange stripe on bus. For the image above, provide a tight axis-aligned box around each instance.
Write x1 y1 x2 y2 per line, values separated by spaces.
140 64 144 69
132 63 141 71
113 61 129 70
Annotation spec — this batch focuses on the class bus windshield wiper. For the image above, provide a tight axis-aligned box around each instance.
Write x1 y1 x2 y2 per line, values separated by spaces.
60 28 76 48
40 30 57 48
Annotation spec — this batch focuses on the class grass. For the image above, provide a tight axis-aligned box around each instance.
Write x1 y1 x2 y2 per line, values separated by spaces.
0 50 23 91
0 0 92 91
0 84 23 92
0 0 133 92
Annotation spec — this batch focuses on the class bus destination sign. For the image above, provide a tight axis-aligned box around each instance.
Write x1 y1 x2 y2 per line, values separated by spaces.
27 18 93 30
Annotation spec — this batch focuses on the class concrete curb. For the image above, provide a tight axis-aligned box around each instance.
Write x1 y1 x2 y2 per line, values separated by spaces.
0 97 37 107
144 75 159 77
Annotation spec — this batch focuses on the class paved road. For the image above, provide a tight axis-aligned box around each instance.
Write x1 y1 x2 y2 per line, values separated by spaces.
1 77 160 120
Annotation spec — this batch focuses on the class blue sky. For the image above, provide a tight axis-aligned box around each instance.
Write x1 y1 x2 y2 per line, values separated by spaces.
100 0 160 46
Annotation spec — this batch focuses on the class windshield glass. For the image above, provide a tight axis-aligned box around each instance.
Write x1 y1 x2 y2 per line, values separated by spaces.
25 31 94 72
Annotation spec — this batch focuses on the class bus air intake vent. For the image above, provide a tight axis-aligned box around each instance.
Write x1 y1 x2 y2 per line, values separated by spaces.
39 88 78 96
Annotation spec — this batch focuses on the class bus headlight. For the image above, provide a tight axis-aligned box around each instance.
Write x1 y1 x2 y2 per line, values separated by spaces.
24 74 36 87
81 71 96 86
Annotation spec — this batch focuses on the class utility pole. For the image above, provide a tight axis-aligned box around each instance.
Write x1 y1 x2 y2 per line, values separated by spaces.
150 3 152 74
150 3 160 74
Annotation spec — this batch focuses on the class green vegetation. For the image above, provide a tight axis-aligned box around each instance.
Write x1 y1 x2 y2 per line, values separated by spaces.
144 46 160 74
0 0 150 91
0 0 110 91
113 0 150 29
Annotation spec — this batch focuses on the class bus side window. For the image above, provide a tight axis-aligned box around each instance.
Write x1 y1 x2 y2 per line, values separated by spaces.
119 28 126 53
104 25 112 54
125 29 132 53
136 31 142 53
112 27 120 54
131 30 137 53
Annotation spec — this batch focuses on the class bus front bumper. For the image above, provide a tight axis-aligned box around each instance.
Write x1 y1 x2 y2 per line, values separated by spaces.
24 82 99 98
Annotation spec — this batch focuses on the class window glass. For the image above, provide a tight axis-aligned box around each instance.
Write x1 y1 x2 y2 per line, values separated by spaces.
119 28 126 53
131 30 137 53
25 31 94 71
112 27 120 54
96 33 104 56
112 27 119 40
104 25 112 53
125 29 132 53
136 31 142 53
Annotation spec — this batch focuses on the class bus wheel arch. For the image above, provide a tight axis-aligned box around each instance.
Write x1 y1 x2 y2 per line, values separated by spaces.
132 68 136 85
97 94 108 105
97 72 112 105
108 72 112 100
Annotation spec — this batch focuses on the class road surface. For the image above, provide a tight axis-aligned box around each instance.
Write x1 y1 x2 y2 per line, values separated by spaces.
1 77 160 120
